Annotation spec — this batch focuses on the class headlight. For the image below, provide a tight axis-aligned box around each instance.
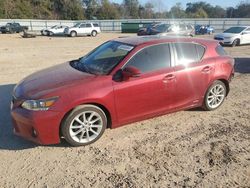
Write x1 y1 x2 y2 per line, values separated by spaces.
21 97 59 111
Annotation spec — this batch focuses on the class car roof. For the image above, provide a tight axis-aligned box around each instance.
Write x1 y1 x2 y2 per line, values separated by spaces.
113 36 217 46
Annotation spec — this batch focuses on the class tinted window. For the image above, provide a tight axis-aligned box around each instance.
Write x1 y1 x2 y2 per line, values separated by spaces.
174 43 205 65
93 23 99 27
196 44 206 59
216 45 227 56
155 24 169 32
86 23 92 28
125 44 171 73
80 24 86 28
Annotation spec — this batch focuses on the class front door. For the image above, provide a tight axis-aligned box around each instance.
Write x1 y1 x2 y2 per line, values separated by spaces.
113 43 176 124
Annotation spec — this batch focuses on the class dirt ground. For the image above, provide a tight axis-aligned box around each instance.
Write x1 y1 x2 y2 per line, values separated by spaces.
0 33 249 187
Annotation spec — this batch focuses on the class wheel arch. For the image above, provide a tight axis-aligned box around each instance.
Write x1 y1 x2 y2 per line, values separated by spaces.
70 30 77 36
91 30 97 35
59 102 112 138
218 79 230 96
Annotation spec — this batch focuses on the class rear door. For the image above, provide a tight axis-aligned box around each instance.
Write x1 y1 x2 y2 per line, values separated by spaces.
172 42 214 109
113 43 176 124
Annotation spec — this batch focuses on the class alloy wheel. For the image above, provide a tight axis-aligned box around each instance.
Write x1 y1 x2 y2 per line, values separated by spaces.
69 111 103 144
206 84 226 109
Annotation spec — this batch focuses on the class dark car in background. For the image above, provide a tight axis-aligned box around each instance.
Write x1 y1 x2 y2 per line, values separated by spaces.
138 23 194 36
137 23 159 36
0 23 28 34
195 25 214 35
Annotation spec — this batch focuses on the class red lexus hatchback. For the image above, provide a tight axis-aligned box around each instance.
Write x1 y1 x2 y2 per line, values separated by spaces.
11 36 234 146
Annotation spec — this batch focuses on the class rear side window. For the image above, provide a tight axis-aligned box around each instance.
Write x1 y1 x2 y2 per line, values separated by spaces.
125 44 171 73
216 45 227 56
93 23 99 27
174 43 205 65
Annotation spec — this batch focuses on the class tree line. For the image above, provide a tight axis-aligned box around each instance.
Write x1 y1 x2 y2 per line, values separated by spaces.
0 0 249 20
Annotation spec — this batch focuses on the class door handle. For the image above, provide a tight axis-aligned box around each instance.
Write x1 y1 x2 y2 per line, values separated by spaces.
202 66 212 73
163 74 176 83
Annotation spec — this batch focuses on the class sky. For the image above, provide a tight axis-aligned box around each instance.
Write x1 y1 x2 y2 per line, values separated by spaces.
111 0 243 11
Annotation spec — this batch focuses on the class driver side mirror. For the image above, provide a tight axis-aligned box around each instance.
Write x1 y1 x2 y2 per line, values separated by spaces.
113 66 141 82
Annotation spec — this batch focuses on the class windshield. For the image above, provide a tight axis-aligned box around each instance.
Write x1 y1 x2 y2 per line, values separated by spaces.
71 41 134 75
51 25 57 29
223 27 246 34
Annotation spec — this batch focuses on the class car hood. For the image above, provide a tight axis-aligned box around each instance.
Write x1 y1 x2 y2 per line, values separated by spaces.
14 62 95 99
215 33 238 38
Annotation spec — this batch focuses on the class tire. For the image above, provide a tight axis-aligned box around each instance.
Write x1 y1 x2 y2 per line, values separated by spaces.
70 31 77 37
203 80 227 111
61 105 107 146
232 39 239 47
91 30 97 37
49 31 53 36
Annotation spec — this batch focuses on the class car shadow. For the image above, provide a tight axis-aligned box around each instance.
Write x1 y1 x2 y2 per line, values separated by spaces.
234 58 250 73
0 84 37 150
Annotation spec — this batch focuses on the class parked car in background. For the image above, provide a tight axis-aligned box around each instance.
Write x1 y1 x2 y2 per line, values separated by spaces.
11 36 234 146
195 25 214 35
214 26 250 47
137 23 194 37
41 25 68 36
137 23 159 36
0 23 28 34
64 22 101 37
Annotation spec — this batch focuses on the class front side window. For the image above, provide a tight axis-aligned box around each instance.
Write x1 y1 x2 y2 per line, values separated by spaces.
174 43 205 66
80 24 87 28
71 41 134 75
124 44 171 73
74 23 81 27
155 24 169 32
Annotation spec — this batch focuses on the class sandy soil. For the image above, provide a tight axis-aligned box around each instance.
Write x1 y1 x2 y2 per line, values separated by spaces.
0 33 249 187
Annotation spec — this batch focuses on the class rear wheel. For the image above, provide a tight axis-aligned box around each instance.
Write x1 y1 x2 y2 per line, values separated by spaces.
203 80 227 111
91 30 97 37
61 105 107 146
70 31 77 37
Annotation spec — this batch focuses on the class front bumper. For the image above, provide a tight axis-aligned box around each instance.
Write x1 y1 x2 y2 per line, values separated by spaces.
11 106 63 145
214 37 234 45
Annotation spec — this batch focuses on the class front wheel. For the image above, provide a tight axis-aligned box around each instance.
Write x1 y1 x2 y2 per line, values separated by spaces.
61 105 107 146
48 31 54 36
203 80 227 111
232 39 239 47
70 31 77 37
